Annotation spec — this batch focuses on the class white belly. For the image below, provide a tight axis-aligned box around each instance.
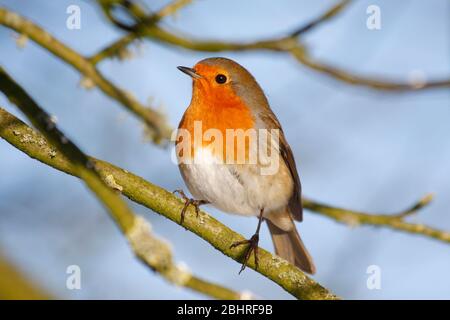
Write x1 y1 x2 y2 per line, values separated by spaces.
178 147 293 217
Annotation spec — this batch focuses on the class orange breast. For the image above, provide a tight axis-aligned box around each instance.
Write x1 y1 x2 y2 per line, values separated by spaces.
178 84 255 163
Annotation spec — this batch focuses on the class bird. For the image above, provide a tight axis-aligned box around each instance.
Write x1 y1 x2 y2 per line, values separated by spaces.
174 57 316 274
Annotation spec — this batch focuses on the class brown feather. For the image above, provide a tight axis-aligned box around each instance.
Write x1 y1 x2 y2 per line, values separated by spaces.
266 211 315 274
259 112 303 221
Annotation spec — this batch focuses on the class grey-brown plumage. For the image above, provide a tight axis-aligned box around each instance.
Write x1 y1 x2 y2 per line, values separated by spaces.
267 210 316 274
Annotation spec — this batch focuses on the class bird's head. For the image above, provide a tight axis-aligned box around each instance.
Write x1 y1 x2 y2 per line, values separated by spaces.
177 57 263 108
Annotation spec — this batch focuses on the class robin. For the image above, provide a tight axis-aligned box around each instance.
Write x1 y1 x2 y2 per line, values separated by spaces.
174 57 315 274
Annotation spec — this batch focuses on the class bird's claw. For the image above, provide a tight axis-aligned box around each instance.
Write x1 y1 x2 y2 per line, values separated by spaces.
173 189 209 225
230 234 260 274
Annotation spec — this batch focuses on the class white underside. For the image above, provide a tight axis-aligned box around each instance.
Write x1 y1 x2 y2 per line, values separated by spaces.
179 147 293 217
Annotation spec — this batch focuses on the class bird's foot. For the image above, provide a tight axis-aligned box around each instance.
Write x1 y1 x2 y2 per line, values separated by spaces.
230 233 260 274
173 189 209 225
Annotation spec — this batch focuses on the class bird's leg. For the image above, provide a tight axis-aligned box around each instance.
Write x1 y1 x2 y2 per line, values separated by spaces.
230 208 265 274
173 189 209 225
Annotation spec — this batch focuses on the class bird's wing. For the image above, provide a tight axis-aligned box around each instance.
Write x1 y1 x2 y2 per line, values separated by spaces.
259 111 303 221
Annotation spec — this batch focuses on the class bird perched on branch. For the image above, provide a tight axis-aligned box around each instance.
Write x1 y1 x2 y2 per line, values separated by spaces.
175 57 315 274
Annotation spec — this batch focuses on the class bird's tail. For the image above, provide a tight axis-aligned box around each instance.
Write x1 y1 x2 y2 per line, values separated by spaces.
266 213 316 274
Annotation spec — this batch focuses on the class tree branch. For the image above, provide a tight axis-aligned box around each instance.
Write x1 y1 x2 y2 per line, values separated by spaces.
90 0 194 64
95 0 450 91
0 253 52 300
288 46 450 91
0 68 241 300
290 0 352 36
0 7 172 143
303 195 450 243
3 100 450 297
0 106 338 300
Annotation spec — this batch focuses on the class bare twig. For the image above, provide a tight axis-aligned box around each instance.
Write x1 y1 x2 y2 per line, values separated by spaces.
290 0 352 36
303 194 450 243
91 0 194 64
0 68 241 300
157 0 193 18
289 46 450 91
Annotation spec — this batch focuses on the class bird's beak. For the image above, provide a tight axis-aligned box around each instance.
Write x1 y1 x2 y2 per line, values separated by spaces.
177 66 202 79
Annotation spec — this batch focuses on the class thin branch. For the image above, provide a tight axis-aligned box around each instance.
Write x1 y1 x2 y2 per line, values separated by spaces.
90 0 194 64
0 7 172 143
96 0 450 91
0 66 136 231
303 195 450 243
89 33 138 65
157 0 193 18
0 69 241 300
289 45 450 91
290 0 352 36
392 194 434 218
0 106 338 300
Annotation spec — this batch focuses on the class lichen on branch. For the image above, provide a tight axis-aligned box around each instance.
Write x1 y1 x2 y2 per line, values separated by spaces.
0 106 338 300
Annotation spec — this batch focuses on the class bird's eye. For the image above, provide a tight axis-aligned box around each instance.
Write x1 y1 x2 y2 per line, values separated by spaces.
215 74 227 84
